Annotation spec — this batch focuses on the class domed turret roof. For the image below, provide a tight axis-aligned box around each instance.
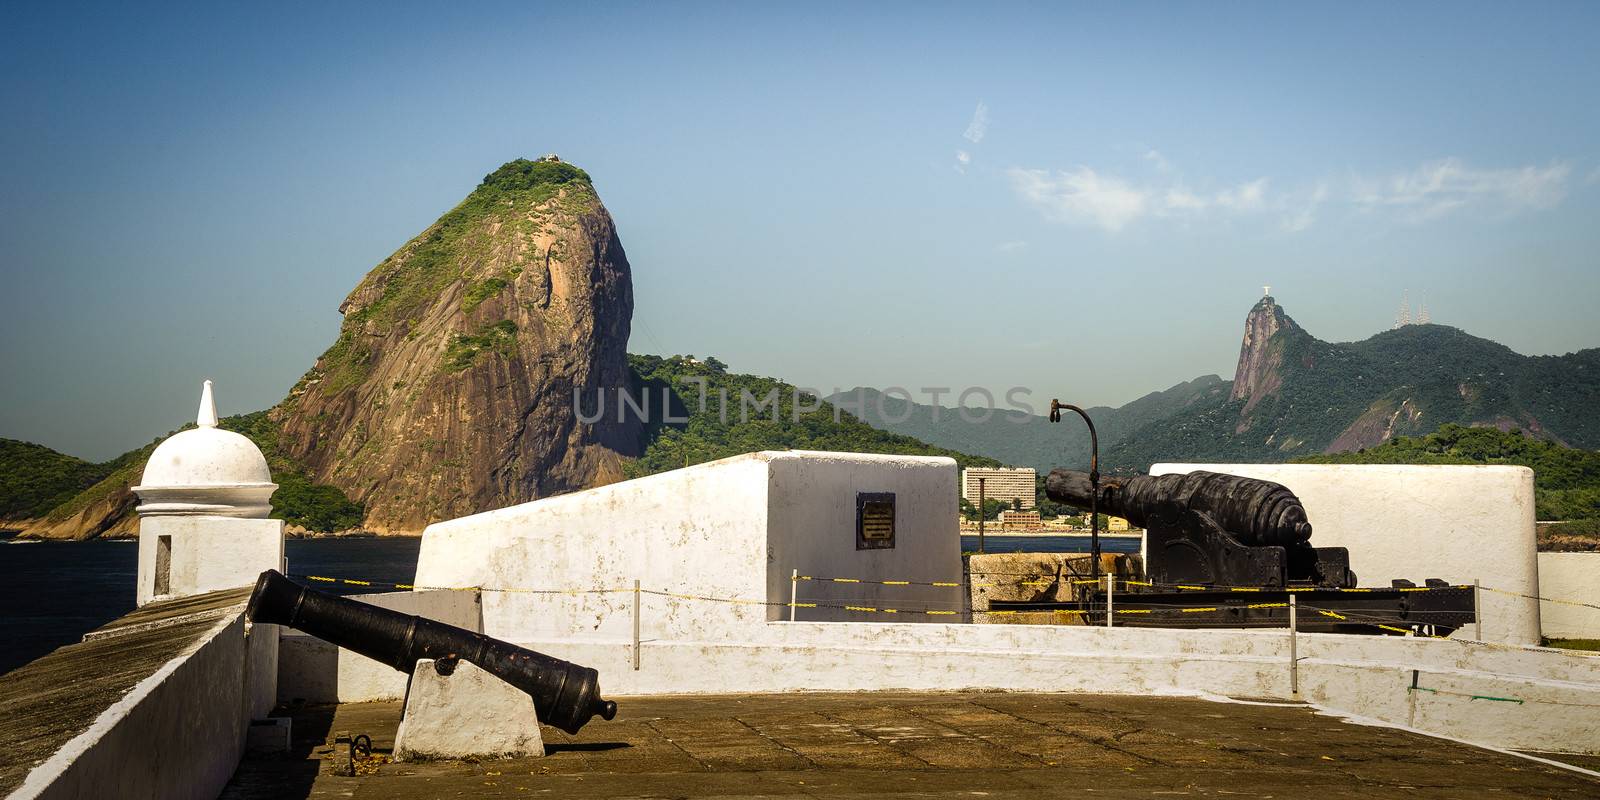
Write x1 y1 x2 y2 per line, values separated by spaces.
133 381 277 518
138 381 272 488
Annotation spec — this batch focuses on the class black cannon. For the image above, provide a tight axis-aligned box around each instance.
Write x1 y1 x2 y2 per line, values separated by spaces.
1046 469 1354 588
246 569 617 735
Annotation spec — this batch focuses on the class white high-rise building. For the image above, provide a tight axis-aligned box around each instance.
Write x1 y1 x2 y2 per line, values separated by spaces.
961 467 1036 510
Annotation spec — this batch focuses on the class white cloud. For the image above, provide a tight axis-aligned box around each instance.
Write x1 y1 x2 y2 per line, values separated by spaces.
1143 149 1171 172
1007 154 1571 233
1007 167 1149 232
1353 158 1570 222
963 101 989 144
1009 168 1276 232
1280 182 1328 233
1163 186 1208 211
995 240 1028 252
1215 178 1268 211
953 149 971 173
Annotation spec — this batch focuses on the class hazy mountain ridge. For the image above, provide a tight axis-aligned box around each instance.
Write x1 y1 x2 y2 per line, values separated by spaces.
834 297 1599 474
824 376 1230 471
1105 298 1600 469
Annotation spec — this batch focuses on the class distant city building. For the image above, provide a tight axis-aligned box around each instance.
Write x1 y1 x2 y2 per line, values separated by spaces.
961 467 1036 510
999 509 1041 529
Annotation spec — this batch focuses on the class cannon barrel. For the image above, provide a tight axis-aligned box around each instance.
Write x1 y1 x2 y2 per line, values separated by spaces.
246 569 616 735
1046 469 1313 548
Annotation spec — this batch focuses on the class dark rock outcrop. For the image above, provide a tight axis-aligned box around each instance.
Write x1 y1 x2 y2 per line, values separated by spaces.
1229 296 1299 419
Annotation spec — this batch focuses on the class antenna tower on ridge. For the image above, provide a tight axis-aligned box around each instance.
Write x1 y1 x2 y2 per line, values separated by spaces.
1395 290 1411 329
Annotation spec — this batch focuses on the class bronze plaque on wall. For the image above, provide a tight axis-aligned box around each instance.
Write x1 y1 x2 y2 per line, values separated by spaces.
856 492 896 550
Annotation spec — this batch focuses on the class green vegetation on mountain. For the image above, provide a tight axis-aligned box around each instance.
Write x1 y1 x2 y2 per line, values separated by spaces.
37 444 150 527
1103 298 1600 470
269 155 639 533
837 298 1600 482
1294 424 1600 521
304 159 596 398
0 439 120 521
442 320 520 372
10 413 364 536
626 355 1000 478
220 412 366 531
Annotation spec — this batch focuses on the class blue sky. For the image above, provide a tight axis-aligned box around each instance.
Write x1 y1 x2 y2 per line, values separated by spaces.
3 2 1598 460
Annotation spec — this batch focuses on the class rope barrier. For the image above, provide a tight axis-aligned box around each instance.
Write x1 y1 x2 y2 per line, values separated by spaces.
1481 585 1600 612
298 574 632 595
642 588 969 617
286 572 1583 637
1409 686 1524 704
796 575 1064 589
286 573 1471 626
803 573 1473 595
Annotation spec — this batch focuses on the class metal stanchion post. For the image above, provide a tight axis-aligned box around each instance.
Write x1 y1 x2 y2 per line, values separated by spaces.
1289 595 1299 697
790 568 799 623
632 579 641 671
977 477 987 555
1473 578 1482 640
1105 572 1115 628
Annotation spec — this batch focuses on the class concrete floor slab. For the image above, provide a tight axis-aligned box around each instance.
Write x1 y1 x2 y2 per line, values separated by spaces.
221 691 1600 799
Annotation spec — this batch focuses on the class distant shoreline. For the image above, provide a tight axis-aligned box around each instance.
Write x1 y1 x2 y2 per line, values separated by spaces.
960 528 1143 539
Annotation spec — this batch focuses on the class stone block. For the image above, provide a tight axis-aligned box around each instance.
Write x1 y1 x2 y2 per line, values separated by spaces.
245 717 291 754
394 658 543 760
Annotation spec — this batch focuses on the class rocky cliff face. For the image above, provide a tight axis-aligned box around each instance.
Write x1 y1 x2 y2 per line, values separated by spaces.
1229 296 1299 420
23 484 137 540
270 159 641 533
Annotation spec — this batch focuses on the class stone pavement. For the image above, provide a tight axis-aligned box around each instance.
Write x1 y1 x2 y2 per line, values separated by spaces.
223 692 1600 799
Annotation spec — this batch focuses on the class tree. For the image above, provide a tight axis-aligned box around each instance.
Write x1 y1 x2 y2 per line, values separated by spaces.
960 497 1008 521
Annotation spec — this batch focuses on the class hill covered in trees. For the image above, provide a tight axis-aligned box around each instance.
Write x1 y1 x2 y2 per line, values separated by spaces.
1102 297 1600 470
833 298 1599 474
1294 424 1599 521
0 439 122 522
2 414 365 539
627 355 999 477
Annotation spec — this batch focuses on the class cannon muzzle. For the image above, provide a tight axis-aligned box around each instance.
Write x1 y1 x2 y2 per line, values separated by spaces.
246 569 616 735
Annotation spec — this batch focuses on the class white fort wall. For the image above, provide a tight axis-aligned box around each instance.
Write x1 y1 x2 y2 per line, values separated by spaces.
415 450 964 642
517 621 1600 754
11 612 262 800
1153 463 1539 645
401 453 1600 754
1537 552 1600 640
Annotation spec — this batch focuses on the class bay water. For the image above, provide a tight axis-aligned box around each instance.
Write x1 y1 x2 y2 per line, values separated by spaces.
0 533 1133 676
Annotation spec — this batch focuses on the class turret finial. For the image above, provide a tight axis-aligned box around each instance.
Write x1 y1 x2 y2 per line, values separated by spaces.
197 380 217 428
